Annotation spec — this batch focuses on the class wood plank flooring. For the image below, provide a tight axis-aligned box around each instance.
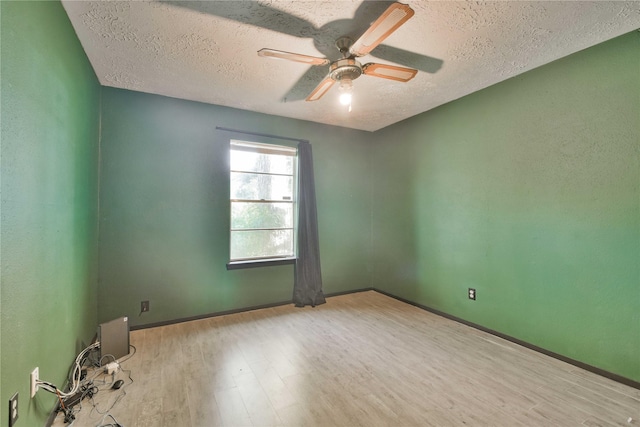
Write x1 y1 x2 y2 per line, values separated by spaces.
52 291 639 426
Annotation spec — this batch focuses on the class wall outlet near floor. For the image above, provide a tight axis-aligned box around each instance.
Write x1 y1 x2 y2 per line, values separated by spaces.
31 367 39 398
468 288 476 300
141 300 150 313
9 392 18 426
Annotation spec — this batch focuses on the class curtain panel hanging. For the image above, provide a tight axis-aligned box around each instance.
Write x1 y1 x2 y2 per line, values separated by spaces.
293 141 326 307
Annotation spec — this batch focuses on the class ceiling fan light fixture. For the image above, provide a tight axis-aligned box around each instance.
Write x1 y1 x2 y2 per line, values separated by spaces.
339 92 352 106
339 78 353 107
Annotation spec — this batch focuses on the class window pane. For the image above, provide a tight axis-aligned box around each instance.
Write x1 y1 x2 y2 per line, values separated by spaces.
230 229 293 260
229 141 297 262
231 202 293 229
231 172 293 201
230 150 294 175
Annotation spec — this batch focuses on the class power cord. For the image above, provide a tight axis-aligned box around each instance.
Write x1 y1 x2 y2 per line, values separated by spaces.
96 413 123 427
42 343 137 425
36 342 100 398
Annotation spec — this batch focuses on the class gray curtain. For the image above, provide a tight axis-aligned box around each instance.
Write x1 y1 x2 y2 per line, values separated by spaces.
293 141 326 307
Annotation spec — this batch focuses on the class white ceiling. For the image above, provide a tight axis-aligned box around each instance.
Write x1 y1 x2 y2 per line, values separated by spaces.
61 1 640 132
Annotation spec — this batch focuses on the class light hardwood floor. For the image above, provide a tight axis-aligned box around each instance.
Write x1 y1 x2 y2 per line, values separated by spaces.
53 291 639 427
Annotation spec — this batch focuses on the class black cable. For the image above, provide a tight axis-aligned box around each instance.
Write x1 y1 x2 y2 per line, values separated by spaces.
87 367 133 416
116 344 137 364
52 344 136 424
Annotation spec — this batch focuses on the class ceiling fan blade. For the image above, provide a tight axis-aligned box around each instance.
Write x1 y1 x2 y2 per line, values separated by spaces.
363 63 417 82
349 2 415 58
258 49 330 66
306 76 335 101
282 66 330 102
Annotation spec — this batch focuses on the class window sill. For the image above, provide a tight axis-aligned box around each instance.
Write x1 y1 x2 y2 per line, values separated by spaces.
226 257 296 270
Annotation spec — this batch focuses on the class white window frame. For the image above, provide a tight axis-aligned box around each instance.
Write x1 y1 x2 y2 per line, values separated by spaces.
228 140 298 266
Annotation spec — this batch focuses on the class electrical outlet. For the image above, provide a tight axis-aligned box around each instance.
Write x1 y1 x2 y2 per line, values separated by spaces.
9 392 18 427
31 367 39 398
141 300 149 313
468 288 476 300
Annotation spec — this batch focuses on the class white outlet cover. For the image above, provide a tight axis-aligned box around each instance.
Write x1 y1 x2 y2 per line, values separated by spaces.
9 392 19 426
30 367 39 398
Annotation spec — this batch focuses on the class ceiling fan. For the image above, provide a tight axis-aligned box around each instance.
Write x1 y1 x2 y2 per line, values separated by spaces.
257 2 418 107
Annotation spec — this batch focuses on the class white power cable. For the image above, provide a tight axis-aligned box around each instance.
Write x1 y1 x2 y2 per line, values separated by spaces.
37 342 100 398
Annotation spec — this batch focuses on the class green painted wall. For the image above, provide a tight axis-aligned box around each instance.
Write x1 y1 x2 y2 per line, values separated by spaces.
1 1 101 425
372 31 640 381
98 88 372 327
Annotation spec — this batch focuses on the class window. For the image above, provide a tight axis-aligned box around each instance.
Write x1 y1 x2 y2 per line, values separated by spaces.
229 140 297 263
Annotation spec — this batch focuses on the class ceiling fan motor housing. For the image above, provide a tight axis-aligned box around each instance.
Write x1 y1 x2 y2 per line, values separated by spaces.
330 58 363 82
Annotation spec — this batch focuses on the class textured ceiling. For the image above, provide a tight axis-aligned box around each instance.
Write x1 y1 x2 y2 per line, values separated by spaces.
61 1 640 132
